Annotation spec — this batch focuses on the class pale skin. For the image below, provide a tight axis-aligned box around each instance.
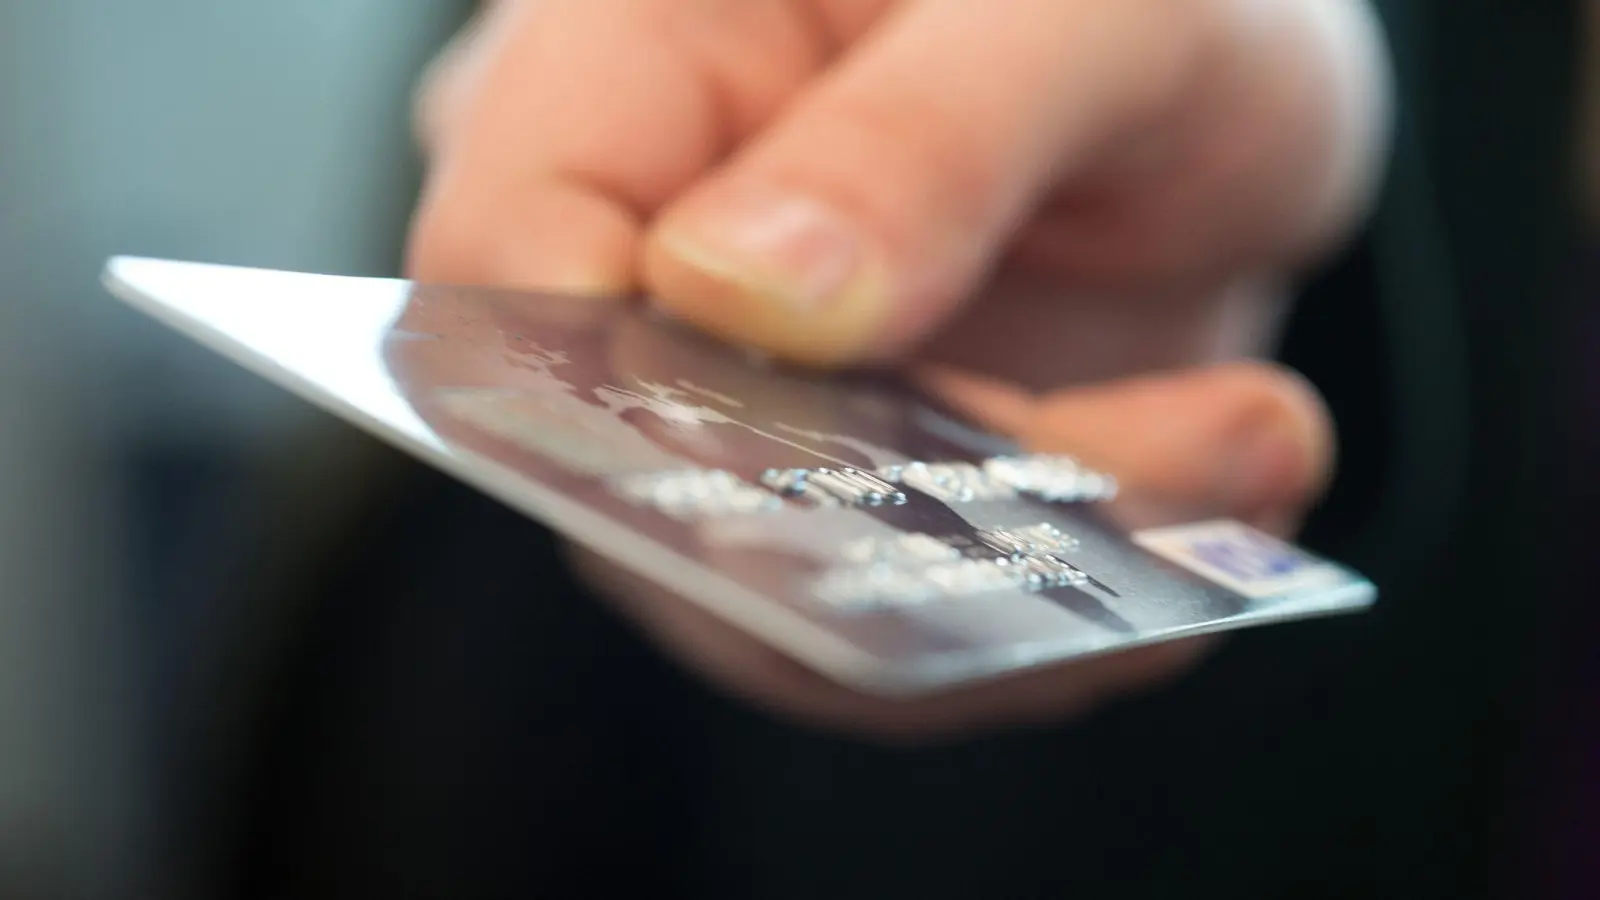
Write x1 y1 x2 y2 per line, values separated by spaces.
407 0 1391 741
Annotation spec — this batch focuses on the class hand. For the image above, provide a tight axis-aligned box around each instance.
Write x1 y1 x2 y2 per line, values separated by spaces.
405 0 1387 740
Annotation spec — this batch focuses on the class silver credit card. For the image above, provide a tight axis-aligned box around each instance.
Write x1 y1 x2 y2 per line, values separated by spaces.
103 257 1375 696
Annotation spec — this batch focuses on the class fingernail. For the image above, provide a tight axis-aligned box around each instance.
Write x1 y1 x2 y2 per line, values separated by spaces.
656 183 867 312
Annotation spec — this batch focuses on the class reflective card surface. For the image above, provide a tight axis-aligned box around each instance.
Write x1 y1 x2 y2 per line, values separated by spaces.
104 257 1374 695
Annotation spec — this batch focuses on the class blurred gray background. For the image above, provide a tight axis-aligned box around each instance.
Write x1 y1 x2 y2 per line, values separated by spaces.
0 3 469 896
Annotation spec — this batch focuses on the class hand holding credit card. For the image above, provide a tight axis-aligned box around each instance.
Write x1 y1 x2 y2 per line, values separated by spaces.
113 0 1387 738
105 258 1371 741
392 0 1385 736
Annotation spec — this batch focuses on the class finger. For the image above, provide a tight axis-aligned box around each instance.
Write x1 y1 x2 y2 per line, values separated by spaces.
406 0 829 292
643 0 1212 365
922 359 1334 535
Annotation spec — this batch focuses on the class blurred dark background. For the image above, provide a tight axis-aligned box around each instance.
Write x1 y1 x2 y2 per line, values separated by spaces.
0 2 1591 898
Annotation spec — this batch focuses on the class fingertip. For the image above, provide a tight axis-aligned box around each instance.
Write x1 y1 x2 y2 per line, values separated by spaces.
642 182 894 367
1213 360 1336 512
997 360 1335 532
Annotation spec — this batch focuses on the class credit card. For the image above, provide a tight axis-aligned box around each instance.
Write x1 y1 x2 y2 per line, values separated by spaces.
103 257 1374 695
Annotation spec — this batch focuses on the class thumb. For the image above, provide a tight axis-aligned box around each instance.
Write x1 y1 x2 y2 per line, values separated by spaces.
643 0 1204 366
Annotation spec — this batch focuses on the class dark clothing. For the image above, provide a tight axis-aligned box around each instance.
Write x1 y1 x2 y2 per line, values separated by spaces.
215 1 1581 897
1532 256 1600 900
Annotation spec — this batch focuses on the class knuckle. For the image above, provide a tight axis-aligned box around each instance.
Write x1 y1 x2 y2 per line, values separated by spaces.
411 11 497 155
